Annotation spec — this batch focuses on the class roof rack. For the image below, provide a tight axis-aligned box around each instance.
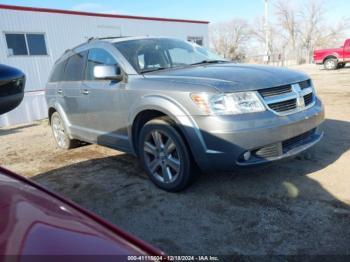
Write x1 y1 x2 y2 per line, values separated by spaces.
63 36 132 56
87 36 129 42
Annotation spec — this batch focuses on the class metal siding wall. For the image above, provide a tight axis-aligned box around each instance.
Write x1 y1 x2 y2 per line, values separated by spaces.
0 9 209 127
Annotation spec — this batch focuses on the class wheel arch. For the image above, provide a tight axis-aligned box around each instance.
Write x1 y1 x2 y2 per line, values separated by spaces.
323 55 338 63
48 107 57 125
47 103 73 139
128 96 206 166
131 109 167 154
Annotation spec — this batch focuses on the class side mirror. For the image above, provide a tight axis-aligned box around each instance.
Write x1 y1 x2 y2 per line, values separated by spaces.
0 64 25 115
93 65 123 81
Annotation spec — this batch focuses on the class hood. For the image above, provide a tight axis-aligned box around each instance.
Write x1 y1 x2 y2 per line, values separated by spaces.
144 63 309 93
314 47 342 53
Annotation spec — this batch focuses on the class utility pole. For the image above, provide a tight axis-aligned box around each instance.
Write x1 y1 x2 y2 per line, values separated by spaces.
264 0 270 64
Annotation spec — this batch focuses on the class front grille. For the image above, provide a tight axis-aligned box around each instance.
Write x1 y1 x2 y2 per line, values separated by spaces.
258 79 315 115
259 85 292 98
304 93 313 106
253 143 282 159
299 79 312 89
282 129 315 150
248 129 316 161
269 99 297 112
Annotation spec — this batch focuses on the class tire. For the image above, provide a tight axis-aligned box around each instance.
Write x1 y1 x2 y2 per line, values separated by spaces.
337 63 345 69
51 112 78 149
138 117 196 192
324 58 338 70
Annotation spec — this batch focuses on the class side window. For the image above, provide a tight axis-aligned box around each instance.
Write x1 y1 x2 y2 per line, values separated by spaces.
64 51 87 81
86 48 117 80
49 60 67 82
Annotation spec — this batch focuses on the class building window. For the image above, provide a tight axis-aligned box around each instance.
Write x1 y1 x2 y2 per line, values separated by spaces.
5 33 48 56
187 36 204 46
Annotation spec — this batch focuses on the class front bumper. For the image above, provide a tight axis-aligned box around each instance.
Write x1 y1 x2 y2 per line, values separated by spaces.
189 98 325 171
235 128 323 166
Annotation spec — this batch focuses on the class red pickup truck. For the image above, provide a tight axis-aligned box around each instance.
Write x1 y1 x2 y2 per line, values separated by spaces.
313 38 350 70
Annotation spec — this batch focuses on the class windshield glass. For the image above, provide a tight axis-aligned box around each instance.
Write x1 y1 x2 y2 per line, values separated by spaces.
113 38 226 73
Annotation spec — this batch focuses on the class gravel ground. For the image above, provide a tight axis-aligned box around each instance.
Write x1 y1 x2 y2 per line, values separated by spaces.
1 64 350 255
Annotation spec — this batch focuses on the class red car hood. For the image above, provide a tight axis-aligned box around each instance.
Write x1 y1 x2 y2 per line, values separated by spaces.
314 47 343 53
0 167 163 256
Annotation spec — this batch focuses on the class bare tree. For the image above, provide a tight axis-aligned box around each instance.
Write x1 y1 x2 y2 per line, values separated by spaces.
210 19 251 60
210 0 348 65
298 0 326 62
250 16 285 62
273 0 348 64
274 0 299 62
313 19 349 49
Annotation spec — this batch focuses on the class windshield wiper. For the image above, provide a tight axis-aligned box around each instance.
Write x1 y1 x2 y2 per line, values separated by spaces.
140 67 169 74
190 60 229 66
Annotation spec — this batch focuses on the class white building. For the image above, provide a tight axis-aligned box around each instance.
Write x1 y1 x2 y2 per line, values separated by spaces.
0 4 209 127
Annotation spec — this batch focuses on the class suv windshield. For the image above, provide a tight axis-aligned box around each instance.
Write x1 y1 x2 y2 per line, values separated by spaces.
113 38 227 73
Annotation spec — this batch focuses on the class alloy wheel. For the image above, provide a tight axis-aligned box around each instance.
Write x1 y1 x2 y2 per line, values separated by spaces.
52 115 67 148
143 130 181 184
325 60 336 70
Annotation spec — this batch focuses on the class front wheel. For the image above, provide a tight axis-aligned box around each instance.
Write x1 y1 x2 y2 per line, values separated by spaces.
138 117 196 192
324 58 338 70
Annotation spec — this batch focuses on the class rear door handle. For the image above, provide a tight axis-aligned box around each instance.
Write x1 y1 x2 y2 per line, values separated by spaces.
81 89 90 95
57 89 63 95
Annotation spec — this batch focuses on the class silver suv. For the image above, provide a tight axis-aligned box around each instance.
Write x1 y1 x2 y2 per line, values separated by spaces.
46 37 325 191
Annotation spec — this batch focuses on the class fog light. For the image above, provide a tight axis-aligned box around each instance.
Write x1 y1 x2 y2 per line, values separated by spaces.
243 151 251 161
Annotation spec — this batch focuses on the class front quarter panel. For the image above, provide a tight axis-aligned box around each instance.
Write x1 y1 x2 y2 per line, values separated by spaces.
45 82 57 114
128 93 209 159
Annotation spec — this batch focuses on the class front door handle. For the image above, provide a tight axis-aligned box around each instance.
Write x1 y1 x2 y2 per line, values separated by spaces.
81 89 90 95
57 89 63 95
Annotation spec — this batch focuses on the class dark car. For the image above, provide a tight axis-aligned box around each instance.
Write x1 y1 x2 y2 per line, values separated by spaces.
0 166 164 257
0 64 25 115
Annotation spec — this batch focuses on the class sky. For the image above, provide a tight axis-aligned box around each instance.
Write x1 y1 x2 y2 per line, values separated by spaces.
0 0 349 24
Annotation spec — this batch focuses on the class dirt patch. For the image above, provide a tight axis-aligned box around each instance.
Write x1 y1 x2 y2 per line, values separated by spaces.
1 64 350 255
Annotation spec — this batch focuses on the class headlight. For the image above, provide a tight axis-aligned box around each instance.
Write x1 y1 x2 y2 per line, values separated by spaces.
190 92 266 115
310 80 317 95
